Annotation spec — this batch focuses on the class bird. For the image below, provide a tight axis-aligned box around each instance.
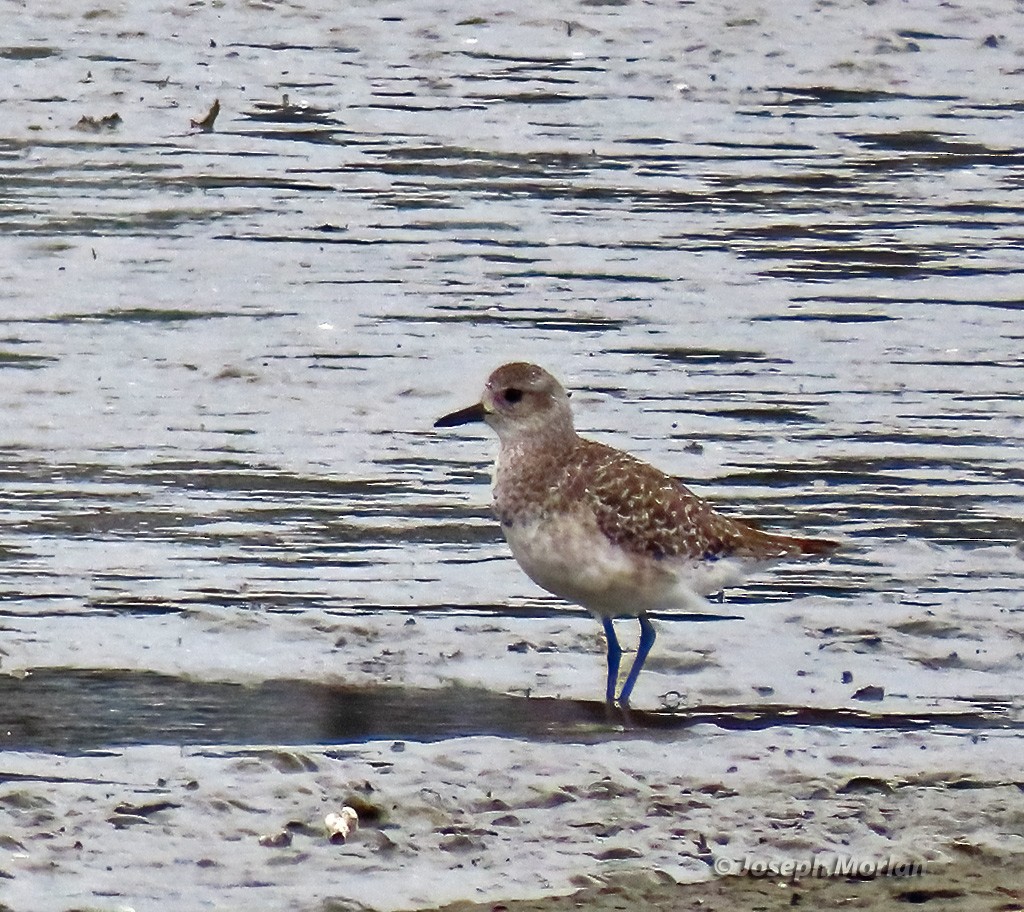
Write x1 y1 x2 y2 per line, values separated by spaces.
434 362 840 707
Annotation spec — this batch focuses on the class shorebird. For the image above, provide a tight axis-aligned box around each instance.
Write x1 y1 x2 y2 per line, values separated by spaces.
434 362 839 706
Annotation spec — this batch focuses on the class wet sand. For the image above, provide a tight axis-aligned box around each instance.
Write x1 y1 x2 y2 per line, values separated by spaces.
2 0 1023 909
436 860 1024 912
3 722 1022 911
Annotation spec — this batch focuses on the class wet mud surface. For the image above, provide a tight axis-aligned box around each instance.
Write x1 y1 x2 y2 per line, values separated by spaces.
1 0 1023 908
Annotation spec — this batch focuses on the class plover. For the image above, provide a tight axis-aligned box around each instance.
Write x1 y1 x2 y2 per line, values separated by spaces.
435 362 839 706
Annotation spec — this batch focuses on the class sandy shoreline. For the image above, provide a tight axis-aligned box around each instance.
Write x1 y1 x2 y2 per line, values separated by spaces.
2 0 1023 910
434 857 1024 912
2 726 1021 912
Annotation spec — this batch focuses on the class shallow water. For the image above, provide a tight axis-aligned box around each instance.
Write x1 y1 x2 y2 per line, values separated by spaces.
1 0 1022 908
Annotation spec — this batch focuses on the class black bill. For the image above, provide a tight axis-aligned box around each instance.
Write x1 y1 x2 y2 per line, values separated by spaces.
434 402 487 428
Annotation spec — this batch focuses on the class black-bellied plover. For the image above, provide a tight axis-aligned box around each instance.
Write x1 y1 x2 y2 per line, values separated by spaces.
435 362 839 706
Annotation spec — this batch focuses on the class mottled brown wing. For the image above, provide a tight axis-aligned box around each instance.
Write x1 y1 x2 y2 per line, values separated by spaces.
569 440 837 562
567 441 730 560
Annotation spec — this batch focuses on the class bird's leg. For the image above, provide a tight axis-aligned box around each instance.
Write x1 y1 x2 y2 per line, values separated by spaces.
602 617 622 705
617 613 656 706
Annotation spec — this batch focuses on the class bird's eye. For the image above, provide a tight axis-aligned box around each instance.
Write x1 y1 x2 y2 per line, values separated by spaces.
503 387 523 404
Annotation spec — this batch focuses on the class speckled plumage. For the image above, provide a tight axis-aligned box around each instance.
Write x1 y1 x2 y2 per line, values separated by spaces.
435 362 839 705
496 434 824 564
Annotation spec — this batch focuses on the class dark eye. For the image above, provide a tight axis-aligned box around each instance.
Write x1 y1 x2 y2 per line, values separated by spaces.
503 387 523 404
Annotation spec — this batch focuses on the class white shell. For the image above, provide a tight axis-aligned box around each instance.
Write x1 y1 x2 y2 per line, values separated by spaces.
325 806 359 843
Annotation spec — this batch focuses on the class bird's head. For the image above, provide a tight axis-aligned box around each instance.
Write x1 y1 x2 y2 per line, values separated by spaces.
434 362 575 444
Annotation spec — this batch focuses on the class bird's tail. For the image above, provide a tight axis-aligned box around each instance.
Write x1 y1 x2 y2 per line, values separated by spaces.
730 520 842 560
759 530 842 558
784 534 842 557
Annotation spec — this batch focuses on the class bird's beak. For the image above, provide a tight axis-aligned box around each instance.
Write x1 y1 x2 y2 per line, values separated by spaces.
434 402 488 428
